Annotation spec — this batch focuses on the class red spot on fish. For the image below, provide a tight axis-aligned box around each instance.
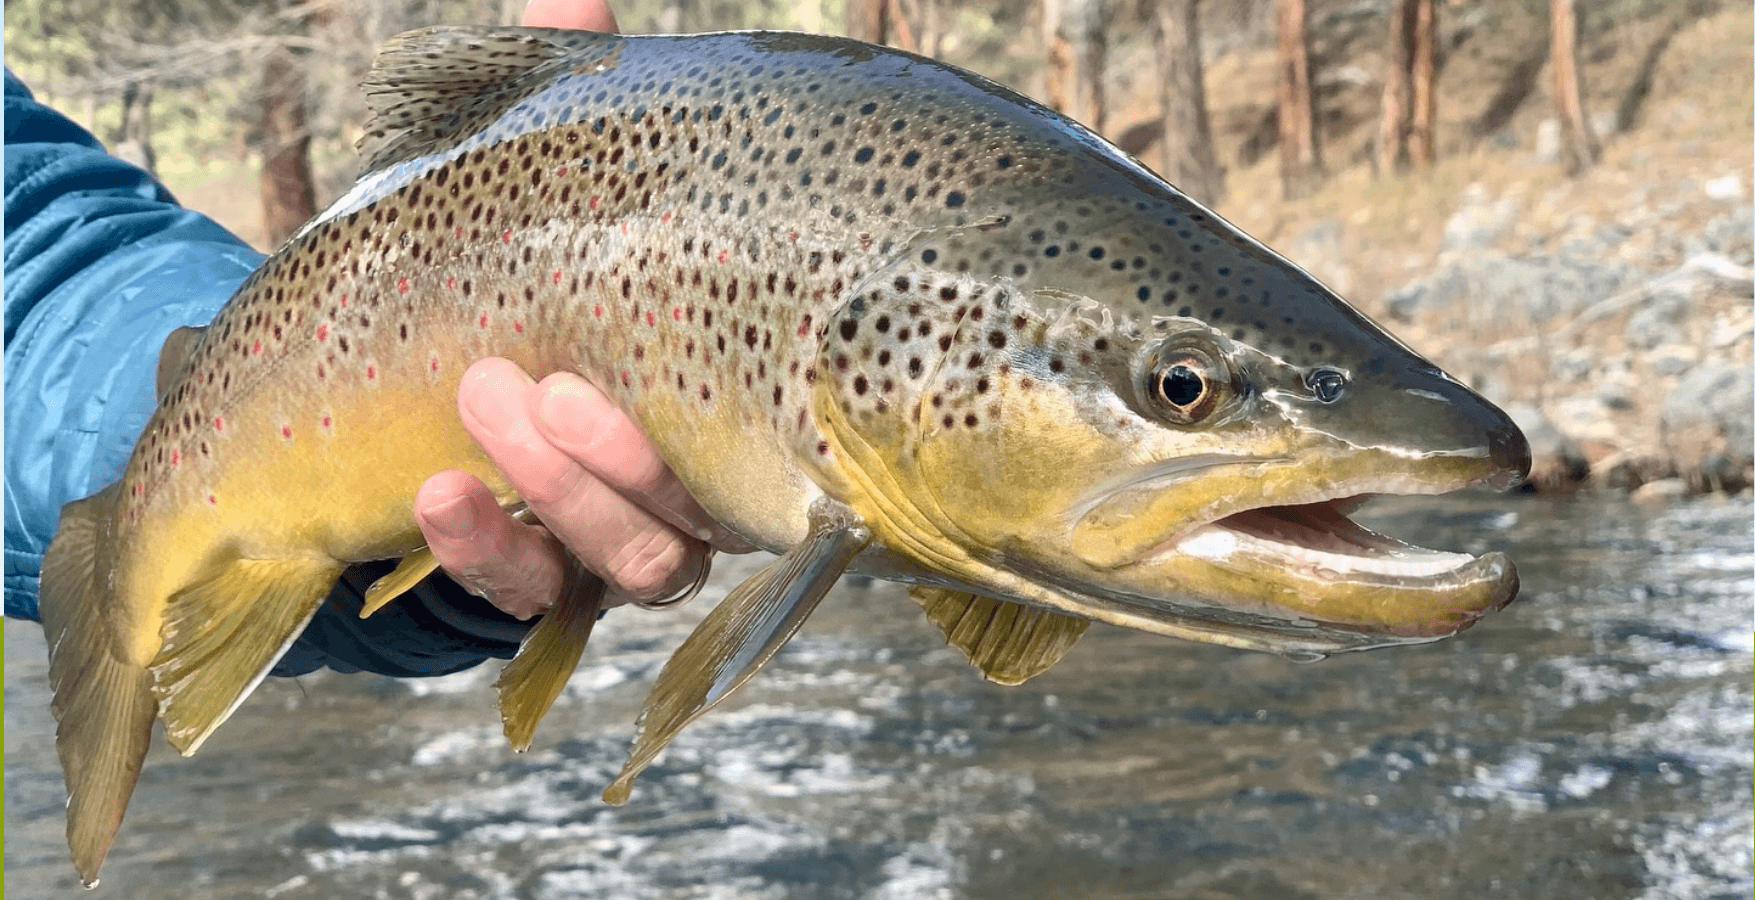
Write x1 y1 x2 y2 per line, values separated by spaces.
430 357 440 373
208 494 217 505
590 195 601 210
366 365 376 380
170 450 180 466
552 269 563 284
213 417 224 432
789 230 799 243
661 212 672 224
340 294 349 308
455 227 464 238
502 229 513 244
281 425 292 439
594 304 604 318
717 250 729 264
620 369 631 387
620 221 629 235
398 277 410 293
322 415 332 429
252 340 262 355
514 322 525 334
316 324 329 341
555 165 568 176
645 311 656 326
672 307 683 321
479 314 489 329
447 276 457 290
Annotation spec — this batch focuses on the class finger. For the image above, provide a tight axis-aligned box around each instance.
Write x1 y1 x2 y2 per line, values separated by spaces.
532 373 754 552
457 358 707 601
521 0 618 31
415 470 567 620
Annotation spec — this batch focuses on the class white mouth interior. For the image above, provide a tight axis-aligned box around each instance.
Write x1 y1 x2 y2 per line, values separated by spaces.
1173 499 1477 581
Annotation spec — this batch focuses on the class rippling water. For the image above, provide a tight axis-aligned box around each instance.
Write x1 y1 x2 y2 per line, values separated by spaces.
6 493 1751 899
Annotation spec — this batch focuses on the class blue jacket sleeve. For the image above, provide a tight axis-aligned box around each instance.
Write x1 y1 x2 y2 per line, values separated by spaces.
3 71 532 677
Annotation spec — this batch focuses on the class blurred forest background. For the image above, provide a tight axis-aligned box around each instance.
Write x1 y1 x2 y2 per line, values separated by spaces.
6 0 1753 492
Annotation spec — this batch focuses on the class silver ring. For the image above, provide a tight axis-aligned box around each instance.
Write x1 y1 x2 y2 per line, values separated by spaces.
635 551 713 610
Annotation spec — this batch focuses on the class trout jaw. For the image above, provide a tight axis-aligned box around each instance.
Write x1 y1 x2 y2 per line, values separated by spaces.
1135 493 1520 641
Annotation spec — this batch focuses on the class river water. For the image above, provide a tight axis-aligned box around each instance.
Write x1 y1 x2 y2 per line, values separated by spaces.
6 492 1751 899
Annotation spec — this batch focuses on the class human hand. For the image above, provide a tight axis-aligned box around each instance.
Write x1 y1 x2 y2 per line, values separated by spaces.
413 0 749 620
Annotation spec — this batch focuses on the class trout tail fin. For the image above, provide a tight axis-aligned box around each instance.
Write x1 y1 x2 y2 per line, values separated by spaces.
40 484 154 889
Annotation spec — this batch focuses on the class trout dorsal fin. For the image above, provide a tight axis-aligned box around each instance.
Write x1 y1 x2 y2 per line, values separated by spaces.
154 325 206 401
910 587 1089 685
357 26 623 173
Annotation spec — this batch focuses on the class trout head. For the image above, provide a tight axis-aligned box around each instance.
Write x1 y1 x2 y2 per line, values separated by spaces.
809 198 1530 658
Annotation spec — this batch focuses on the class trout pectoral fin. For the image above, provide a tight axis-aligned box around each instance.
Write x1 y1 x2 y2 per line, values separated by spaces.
41 484 153 888
360 548 441 618
496 559 606 752
154 324 206 402
910 587 1090 686
150 556 344 756
603 504 871 805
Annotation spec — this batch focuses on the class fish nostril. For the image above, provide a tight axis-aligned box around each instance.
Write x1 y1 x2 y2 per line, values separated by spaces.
1487 419 1533 489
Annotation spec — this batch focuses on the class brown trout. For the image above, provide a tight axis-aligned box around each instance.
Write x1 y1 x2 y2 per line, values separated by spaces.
39 26 1529 885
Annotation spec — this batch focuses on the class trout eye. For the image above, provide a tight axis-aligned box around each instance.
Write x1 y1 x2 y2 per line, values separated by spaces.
1152 350 1224 425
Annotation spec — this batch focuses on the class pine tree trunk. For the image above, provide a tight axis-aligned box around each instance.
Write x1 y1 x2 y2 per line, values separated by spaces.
258 42 316 247
1550 0 1599 173
847 0 887 44
1377 0 1416 174
1044 0 1108 133
1408 0 1438 168
115 80 157 175
1156 0 1222 203
1275 0 1321 198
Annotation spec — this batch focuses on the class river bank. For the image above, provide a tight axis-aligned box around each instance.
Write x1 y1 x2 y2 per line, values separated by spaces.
1202 3 1754 497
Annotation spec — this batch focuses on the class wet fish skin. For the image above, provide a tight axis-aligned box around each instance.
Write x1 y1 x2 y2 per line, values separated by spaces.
38 27 1528 885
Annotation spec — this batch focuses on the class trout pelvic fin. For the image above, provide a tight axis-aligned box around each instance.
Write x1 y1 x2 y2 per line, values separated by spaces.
41 484 153 888
496 559 606 752
150 556 343 756
359 548 442 618
153 324 207 402
604 503 870 805
358 26 624 173
909 587 1090 685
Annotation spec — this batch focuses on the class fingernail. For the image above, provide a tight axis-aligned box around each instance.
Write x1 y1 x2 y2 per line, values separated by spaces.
536 380 600 448
423 495 477 540
463 364 534 439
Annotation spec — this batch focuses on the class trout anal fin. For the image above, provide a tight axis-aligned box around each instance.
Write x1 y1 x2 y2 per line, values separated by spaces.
603 502 870 805
910 587 1090 686
40 484 153 888
150 556 344 756
496 559 606 751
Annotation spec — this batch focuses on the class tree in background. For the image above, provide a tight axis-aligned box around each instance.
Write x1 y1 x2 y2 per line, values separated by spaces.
846 0 918 51
1155 0 1223 203
258 38 317 247
1274 0 1321 199
1043 0 1108 133
1377 0 1436 173
1549 0 1599 174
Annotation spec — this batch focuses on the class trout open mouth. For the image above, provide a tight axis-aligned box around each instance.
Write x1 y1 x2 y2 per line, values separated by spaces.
1188 497 1481 583
1144 491 1519 640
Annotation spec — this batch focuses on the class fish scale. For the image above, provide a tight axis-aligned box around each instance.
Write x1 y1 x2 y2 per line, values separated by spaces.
38 26 1530 887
